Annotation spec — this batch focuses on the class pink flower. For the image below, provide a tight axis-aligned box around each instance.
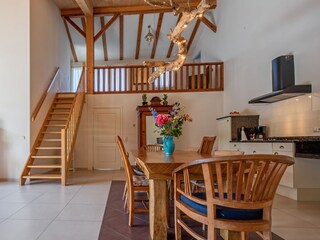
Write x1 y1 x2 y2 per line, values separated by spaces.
156 114 170 127
185 114 192 122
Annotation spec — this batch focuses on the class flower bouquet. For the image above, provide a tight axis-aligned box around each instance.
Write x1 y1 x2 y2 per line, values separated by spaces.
149 102 192 154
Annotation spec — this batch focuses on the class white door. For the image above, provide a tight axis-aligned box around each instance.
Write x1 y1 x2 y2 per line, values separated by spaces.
93 108 121 169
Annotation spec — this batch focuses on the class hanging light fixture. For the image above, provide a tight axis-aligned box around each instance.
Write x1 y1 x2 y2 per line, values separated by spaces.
145 25 154 45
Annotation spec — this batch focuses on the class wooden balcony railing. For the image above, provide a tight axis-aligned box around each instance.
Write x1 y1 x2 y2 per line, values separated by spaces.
93 62 224 94
61 67 86 185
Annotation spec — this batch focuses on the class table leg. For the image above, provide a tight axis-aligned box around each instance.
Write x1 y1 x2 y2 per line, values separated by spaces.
220 229 244 240
149 179 168 240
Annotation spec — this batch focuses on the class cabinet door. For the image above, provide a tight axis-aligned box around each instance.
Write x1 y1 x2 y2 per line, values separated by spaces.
217 118 232 150
241 143 272 154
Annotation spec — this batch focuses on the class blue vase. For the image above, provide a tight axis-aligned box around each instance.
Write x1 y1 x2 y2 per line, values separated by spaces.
162 136 175 155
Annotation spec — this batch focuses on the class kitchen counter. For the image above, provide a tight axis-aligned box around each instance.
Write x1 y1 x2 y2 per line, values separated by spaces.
230 136 320 143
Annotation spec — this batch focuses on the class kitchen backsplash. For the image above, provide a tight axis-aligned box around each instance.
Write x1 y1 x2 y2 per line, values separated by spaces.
259 93 320 137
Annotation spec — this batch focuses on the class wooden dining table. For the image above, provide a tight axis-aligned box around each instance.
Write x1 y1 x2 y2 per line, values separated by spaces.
131 149 211 240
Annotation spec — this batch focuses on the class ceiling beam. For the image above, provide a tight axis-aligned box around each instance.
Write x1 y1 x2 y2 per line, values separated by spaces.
119 15 124 60
64 17 86 38
187 19 201 51
201 16 217 32
166 14 182 58
63 19 78 62
135 14 144 60
74 0 93 16
100 17 108 61
94 14 119 42
151 13 164 59
61 3 216 17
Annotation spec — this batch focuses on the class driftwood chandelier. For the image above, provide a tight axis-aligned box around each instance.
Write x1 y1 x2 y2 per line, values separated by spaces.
143 0 215 83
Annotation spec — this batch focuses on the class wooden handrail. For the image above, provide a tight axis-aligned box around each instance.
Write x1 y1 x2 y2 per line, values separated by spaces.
31 67 60 121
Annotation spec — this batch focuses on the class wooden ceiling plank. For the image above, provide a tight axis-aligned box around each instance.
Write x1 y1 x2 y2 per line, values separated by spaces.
120 15 124 60
64 17 86 38
74 0 93 16
81 17 86 32
63 18 78 62
94 14 119 42
60 2 216 17
166 13 182 58
201 16 217 33
135 14 144 59
151 13 164 59
187 19 201 51
100 17 108 61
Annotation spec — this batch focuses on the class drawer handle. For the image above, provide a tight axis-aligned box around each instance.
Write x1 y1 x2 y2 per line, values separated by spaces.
280 146 284 149
234 144 237 147
253 150 256 153
274 152 279 155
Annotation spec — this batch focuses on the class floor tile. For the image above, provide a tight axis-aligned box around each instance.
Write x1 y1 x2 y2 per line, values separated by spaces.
0 202 26 218
10 203 66 220
38 220 101 240
57 204 105 221
279 206 320 227
272 209 316 228
0 219 51 240
70 189 108 204
273 227 320 240
32 191 77 204
0 191 43 203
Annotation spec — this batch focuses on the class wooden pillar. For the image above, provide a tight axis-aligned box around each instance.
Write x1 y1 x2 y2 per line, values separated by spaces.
86 15 94 94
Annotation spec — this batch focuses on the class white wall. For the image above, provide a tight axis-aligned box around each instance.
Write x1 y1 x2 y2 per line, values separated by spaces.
74 92 223 167
0 1 30 179
30 0 71 145
196 0 320 136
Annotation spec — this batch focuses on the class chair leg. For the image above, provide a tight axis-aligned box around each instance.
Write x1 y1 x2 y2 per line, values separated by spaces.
123 192 128 210
207 225 216 240
175 208 182 240
128 190 134 226
122 183 127 200
262 230 272 240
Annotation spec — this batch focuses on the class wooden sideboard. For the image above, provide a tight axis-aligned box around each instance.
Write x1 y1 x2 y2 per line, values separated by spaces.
136 105 172 148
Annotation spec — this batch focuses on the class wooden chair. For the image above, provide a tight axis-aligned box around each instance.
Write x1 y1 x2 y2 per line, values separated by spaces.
116 136 149 226
197 136 216 154
173 154 294 240
141 144 163 152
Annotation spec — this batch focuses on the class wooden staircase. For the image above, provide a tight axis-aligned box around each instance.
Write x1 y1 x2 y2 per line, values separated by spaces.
20 93 78 185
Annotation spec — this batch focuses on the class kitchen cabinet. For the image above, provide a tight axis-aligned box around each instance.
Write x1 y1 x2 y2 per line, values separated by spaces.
217 115 259 149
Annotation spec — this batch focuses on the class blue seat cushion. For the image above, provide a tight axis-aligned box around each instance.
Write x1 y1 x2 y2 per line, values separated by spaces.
180 192 263 220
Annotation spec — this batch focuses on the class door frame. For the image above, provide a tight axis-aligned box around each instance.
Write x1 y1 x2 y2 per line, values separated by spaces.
87 106 122 170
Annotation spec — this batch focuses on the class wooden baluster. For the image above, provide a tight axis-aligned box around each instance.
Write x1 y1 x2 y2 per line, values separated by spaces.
184 65 188 90
197 64 201 90
215 64 219 89
108 68 111 92
124 67 127 92
191 65 195 90
103 68 106 92
129 68 133 92
220 63 224 90
174 70 178 90
146 68 150 92
209 65 213 89
169 71 172 91
203 64 207 89
135 67 139 93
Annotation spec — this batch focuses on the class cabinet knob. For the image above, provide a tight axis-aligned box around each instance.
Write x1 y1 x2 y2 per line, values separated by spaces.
253 150 256 154
280 146 284 149
274 152 279 155
233 144 237 147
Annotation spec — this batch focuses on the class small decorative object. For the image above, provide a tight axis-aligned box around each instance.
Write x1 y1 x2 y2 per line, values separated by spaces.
150 102 192 155
142 94 148 105
145 25 154 46
150 96 161 106
229 111 240 115
240 127 248 141
162 94 168 105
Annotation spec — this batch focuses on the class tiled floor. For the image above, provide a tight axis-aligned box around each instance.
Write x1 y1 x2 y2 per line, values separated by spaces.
0 169 319 240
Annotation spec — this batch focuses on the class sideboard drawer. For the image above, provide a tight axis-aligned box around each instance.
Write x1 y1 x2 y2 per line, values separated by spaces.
272 142 294 152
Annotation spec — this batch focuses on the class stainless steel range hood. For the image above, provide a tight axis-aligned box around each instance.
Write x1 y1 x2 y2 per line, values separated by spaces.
249 55 312 104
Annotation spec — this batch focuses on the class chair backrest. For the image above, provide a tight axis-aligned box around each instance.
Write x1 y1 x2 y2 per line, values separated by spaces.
174 154 294 210
214 150 244 156
116 136 133 186
198 136 216 154
142 144 163 152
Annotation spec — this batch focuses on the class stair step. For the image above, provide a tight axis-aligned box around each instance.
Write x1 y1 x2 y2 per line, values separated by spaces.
41 132 61 134
47 118 68 121
56 96 75 99
44 125 65 127
27 165 62 169
31 156 62 159
49 112 70 115
52 107 71 109
22 174 61 179
41 139 61 142
36 147 62 150
53 101 73 104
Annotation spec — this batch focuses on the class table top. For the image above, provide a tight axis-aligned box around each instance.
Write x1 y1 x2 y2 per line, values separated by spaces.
131 149 211 180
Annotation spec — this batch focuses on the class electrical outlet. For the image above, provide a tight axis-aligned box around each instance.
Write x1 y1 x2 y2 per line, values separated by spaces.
313 127 320 132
